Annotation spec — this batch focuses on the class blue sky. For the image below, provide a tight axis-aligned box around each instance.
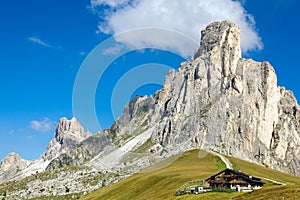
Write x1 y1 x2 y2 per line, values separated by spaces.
0 0 299 161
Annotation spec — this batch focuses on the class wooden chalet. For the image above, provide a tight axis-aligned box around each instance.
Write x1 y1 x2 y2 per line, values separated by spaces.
205 169 265 191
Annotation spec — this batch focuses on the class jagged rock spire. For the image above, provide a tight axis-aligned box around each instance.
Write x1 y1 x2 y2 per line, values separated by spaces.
194 21 241 77
55 117 86 144
42 117 91 161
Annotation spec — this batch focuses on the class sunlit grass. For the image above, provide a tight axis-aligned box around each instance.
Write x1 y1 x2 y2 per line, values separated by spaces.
81 150 239 200
226 155 300 185
82 150 300 200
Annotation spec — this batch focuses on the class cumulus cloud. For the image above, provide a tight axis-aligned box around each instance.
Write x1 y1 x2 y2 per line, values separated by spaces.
30 118 55 132
91 0 263 55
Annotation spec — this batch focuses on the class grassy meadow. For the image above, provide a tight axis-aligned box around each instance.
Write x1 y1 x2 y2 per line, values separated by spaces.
81 150 300 200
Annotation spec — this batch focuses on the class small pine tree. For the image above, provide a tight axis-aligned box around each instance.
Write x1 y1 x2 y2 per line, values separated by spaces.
102 179 106 187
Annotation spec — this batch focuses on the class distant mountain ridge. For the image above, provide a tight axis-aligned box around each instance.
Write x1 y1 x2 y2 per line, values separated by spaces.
0 117 91 183
0 152 31 183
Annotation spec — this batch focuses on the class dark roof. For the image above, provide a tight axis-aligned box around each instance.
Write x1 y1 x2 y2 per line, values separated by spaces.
205 168 265 184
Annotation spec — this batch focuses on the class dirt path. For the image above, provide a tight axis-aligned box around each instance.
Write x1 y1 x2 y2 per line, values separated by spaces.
209 150 233 169
261 177 287 185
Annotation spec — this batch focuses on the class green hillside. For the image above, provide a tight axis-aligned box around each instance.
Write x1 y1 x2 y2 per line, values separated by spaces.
81 150 300 200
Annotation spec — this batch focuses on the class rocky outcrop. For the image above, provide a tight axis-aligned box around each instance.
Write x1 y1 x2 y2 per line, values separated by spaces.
110 95 154 136
42 117 92 161
1 166 122 200
0 153 31 182
46 132 111 170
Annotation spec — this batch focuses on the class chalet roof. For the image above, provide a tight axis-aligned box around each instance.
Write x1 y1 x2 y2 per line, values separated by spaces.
205 168 265 185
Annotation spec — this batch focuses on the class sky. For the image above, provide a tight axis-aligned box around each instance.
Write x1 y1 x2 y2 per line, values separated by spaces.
0 0 299 161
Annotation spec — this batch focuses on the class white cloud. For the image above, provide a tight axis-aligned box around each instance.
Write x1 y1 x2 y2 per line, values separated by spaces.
91 0 132 8
92 0 263 54
28 36 52 48
238 0 247 5
30 118 55 132
28 37 62 49
102 46 122 55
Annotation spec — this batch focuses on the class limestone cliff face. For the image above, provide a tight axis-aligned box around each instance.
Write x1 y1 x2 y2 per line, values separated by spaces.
110 95 155 136
112 21 300 176
42 117 92 161
0 153 31 182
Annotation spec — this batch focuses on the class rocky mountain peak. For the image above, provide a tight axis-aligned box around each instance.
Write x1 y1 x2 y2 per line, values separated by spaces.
42 117 91 161
0 153 25 172
55 117 86 143
194 20 241 78
0 152 31 182
0 117 92 183
112 21 300 176
199 21 241 56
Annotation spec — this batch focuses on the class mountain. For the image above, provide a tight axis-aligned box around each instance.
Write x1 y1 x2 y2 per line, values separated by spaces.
0 153 31 183
42 117 92 161
110 20 300 176
0 20 300 199
38 20 300 177
0 117 91 183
